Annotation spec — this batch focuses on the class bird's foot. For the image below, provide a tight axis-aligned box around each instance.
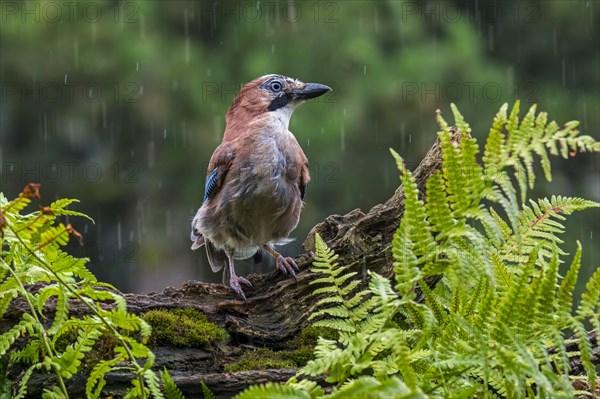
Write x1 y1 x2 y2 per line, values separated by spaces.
276 256 299 282
229 274 252 302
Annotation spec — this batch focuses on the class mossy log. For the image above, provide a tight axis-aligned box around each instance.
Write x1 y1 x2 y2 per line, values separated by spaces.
3 130 598 398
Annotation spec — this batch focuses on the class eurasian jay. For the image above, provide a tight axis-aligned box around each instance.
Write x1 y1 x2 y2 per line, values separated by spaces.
190 74 331 301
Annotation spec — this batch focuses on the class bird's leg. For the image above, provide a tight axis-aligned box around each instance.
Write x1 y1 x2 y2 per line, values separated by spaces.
226 254 252 301
262 244 299 282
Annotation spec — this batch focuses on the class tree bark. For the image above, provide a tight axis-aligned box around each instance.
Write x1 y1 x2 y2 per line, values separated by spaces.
3 130 597 398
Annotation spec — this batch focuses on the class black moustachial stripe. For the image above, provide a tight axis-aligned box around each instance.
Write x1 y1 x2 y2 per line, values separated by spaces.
268 93 292 111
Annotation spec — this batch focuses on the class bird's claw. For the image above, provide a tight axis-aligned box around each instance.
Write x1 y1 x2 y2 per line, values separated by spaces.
229 275 251 302
276 256 299 282
238 276 252 287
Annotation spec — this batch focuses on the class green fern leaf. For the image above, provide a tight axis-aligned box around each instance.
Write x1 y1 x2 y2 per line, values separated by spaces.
391 149 437 260
200 381 214 399
144 369 164 399
86 354 126 398
233 382 309 399
425 171 454 236
571 319 596 393
577 266 600 319
391 223 421 298
49 289 69 334
0 317 36 356
58 325 103 378
557 243 582 320
483 103 508 178
12 365 34 399
50 198 94 223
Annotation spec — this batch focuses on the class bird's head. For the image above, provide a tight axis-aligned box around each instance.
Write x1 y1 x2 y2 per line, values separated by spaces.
224 74 331 136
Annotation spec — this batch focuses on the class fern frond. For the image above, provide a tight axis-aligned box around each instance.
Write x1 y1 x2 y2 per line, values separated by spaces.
391 222 421 298
10 339 41 364
425 171 455 236
391 149 437 261
233 382 309 399
200 381 214 399
0 316 36 356
12 365 35 399
571 319 596 393
86 353 126 399
483 103 508 178
557 243 582 320
144 369 164 399
57 325 103 378
577 266 600 320
50 198 94 223
309 234 371 334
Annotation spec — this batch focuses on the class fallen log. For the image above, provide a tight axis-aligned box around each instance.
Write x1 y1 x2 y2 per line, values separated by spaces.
4 129 596 398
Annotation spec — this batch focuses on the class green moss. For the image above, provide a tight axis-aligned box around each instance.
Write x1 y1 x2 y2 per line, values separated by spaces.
293 326 338 347
224 326 339 372
224 348 298 373
142 308 228 348
284 347 314 366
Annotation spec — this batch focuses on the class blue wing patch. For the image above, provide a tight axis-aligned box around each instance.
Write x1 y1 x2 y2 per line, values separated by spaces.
301 181 308 200
204 168 219 203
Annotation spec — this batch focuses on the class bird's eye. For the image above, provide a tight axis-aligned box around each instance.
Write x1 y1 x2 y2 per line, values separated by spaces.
269 81 283 92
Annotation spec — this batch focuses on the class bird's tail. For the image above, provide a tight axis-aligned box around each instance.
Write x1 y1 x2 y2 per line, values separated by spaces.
190 213 205 250
205 239 228 273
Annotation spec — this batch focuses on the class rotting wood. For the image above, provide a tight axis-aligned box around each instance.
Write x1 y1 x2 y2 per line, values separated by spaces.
4 130 597 398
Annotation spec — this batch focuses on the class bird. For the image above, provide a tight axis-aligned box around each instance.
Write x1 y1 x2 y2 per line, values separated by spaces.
190 74 331 301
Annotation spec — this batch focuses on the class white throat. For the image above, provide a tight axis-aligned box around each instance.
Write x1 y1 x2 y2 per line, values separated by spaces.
270 103 297 130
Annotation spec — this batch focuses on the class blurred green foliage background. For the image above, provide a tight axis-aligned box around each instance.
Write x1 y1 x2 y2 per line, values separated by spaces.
1 0 598 293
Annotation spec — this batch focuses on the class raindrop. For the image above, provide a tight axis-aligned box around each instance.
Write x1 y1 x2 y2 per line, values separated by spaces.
136 61 139 71
409 134 412 144
74 39 79 68
340 126 345 153
363 65 367 75
139 14 146 39
139 85 144 95
307 138 310 147
117 220 122 250
185 37 191 64
384 162 389 188
487 24 494 51
64 74 68 84
101 102 107 129
147 141 155 168
137 201 145 243
166 209 172 237
43 112 48 144
184 8 189 35
271 44 275 54
164 129 167 139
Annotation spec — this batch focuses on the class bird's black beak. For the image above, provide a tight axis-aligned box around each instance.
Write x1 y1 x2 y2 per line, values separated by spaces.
292 83 332 100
